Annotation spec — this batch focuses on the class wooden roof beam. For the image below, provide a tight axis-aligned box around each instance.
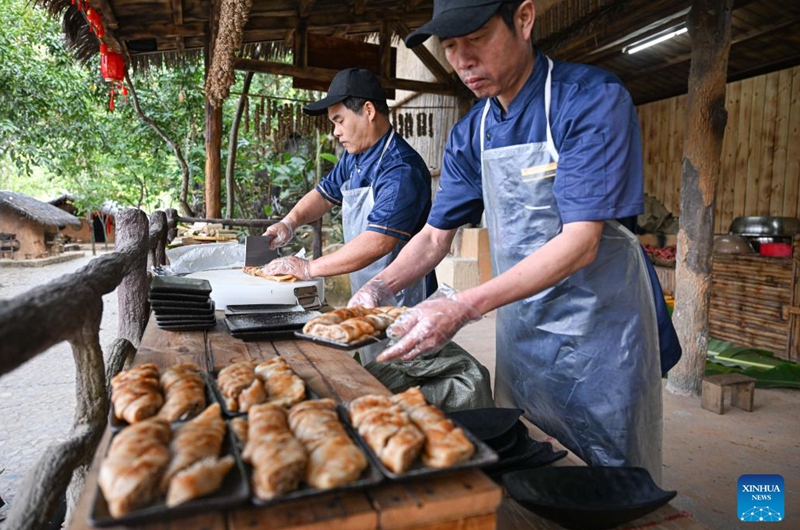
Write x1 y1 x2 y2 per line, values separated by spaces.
234 58 457 95
390 20 454 86
171 0 183 26
88 0 118 29
537 0 693 62
117 21 205 39
619 18 799 82
298 0 316 18
353 0 369 16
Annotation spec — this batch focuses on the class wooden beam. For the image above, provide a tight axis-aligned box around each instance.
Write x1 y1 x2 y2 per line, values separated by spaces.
234 58 457 95
116 21 205 39
668 0 735 396
538 0 693 62
298 0 316 18
390 20 454 86
204 0 222 219
171 0 183 26
379 20 392 78
353 0 368 16
88 0 118 29
620 18 799 82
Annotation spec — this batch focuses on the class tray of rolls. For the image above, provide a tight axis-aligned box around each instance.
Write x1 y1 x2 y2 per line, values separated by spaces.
293 306 408 350
108 363 216 432
342 387 499 480
231 398 384 506
90 403 249 526
209 358 309 418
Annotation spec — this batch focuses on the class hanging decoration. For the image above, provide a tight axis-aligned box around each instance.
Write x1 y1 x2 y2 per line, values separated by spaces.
99 43 127 111
206 0 255 108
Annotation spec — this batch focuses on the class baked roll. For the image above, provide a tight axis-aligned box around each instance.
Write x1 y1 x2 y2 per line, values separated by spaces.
288 399 367 489
111 363 163 424
157 363 206 422
245 403 307 499
98 419 171 517
254 357 305 407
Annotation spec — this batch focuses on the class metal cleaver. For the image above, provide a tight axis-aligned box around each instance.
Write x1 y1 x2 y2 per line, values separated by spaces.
245 236 279 267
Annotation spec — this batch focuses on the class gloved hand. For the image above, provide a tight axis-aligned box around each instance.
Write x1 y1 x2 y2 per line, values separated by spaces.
347 279 397 308
263 256 312 280
263 219 295 249
377 293 482 362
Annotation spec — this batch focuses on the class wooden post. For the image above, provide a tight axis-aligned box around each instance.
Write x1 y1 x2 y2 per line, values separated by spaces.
165 208 179 242
667 0 734 396
148 210 168 269
116 208 150 347
204 0 222 218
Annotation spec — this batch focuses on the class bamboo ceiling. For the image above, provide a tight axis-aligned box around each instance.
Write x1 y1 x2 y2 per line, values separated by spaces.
54 0 800 105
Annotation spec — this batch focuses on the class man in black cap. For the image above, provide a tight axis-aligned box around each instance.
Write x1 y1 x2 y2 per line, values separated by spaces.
263 68 436 353
349 0 678 482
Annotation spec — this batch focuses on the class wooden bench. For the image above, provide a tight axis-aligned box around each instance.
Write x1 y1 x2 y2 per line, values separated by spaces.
701 373 756 414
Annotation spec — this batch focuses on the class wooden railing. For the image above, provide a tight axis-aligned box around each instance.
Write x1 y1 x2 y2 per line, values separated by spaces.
0 208 314 529
0 208 163 530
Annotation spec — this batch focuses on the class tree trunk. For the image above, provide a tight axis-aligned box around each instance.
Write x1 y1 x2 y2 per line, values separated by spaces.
667 0 734 396
226 72 256 218
204 0 223 218
125 72 195 217
116 209 150 348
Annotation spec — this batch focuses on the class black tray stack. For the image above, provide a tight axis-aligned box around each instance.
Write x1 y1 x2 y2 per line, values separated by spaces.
149 276 216 331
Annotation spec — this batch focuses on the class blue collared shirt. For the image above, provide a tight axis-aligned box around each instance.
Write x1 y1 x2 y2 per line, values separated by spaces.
317 129 432 242
428 49 645 230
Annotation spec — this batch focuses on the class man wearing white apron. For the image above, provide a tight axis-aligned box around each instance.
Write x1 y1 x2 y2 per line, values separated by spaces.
349 0 666 481
264 68 435 362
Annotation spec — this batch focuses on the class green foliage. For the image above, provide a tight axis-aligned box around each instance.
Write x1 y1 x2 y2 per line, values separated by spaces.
0 0 339 229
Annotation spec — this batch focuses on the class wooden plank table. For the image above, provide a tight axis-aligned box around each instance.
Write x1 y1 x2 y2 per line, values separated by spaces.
67 314 708 530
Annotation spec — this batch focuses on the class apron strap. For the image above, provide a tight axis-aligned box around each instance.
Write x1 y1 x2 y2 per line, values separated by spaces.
479 57 558 163
544 57 558 163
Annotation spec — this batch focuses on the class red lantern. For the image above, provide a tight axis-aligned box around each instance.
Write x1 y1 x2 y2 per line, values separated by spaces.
86 8 105 37
99 42 108 55
101 50 125 83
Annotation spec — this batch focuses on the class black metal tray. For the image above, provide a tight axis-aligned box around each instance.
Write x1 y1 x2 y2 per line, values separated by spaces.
293 331 388 351
156 312 217 323
339 403 498 481
225 311 321 334
502 467 676 530
150 276 212 295
248 412 384 507
157 321 216 332
88 420 249 527
481 422 568 478
153 303 216 316
149 292 211 303
230 329 299 342
150 299 216 311
109 372 217 432
224 303 305 316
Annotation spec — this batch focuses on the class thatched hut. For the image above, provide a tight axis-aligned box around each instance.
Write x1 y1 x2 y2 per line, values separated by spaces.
49 194 117 244
0 191 81 259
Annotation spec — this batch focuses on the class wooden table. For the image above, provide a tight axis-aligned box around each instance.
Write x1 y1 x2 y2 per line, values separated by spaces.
68 314 708 530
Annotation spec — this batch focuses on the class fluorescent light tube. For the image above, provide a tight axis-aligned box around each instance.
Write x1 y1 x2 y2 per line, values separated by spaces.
625 27 688 54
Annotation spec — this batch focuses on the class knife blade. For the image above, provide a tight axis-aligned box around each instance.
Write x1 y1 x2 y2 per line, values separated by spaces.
245 236 279 267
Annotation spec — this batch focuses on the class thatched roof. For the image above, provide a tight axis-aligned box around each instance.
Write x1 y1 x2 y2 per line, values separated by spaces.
0 191 82 228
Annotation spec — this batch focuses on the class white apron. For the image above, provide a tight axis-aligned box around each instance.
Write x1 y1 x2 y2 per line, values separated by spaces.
482 58 663 482
341 129 427 363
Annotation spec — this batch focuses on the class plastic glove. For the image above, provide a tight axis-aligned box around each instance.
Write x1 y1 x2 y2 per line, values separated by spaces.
263 256 312 280
263 219 295 249
347 279 397 308
377 290 482 362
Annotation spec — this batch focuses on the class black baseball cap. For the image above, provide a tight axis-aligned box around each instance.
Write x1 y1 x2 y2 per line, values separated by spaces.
405 0 518 48
302 68 388 116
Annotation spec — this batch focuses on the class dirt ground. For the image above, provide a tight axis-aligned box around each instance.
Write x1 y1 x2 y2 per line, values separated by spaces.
1 254 798 529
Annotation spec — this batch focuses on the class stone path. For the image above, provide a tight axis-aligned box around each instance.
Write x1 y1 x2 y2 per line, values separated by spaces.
0 251 119 515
